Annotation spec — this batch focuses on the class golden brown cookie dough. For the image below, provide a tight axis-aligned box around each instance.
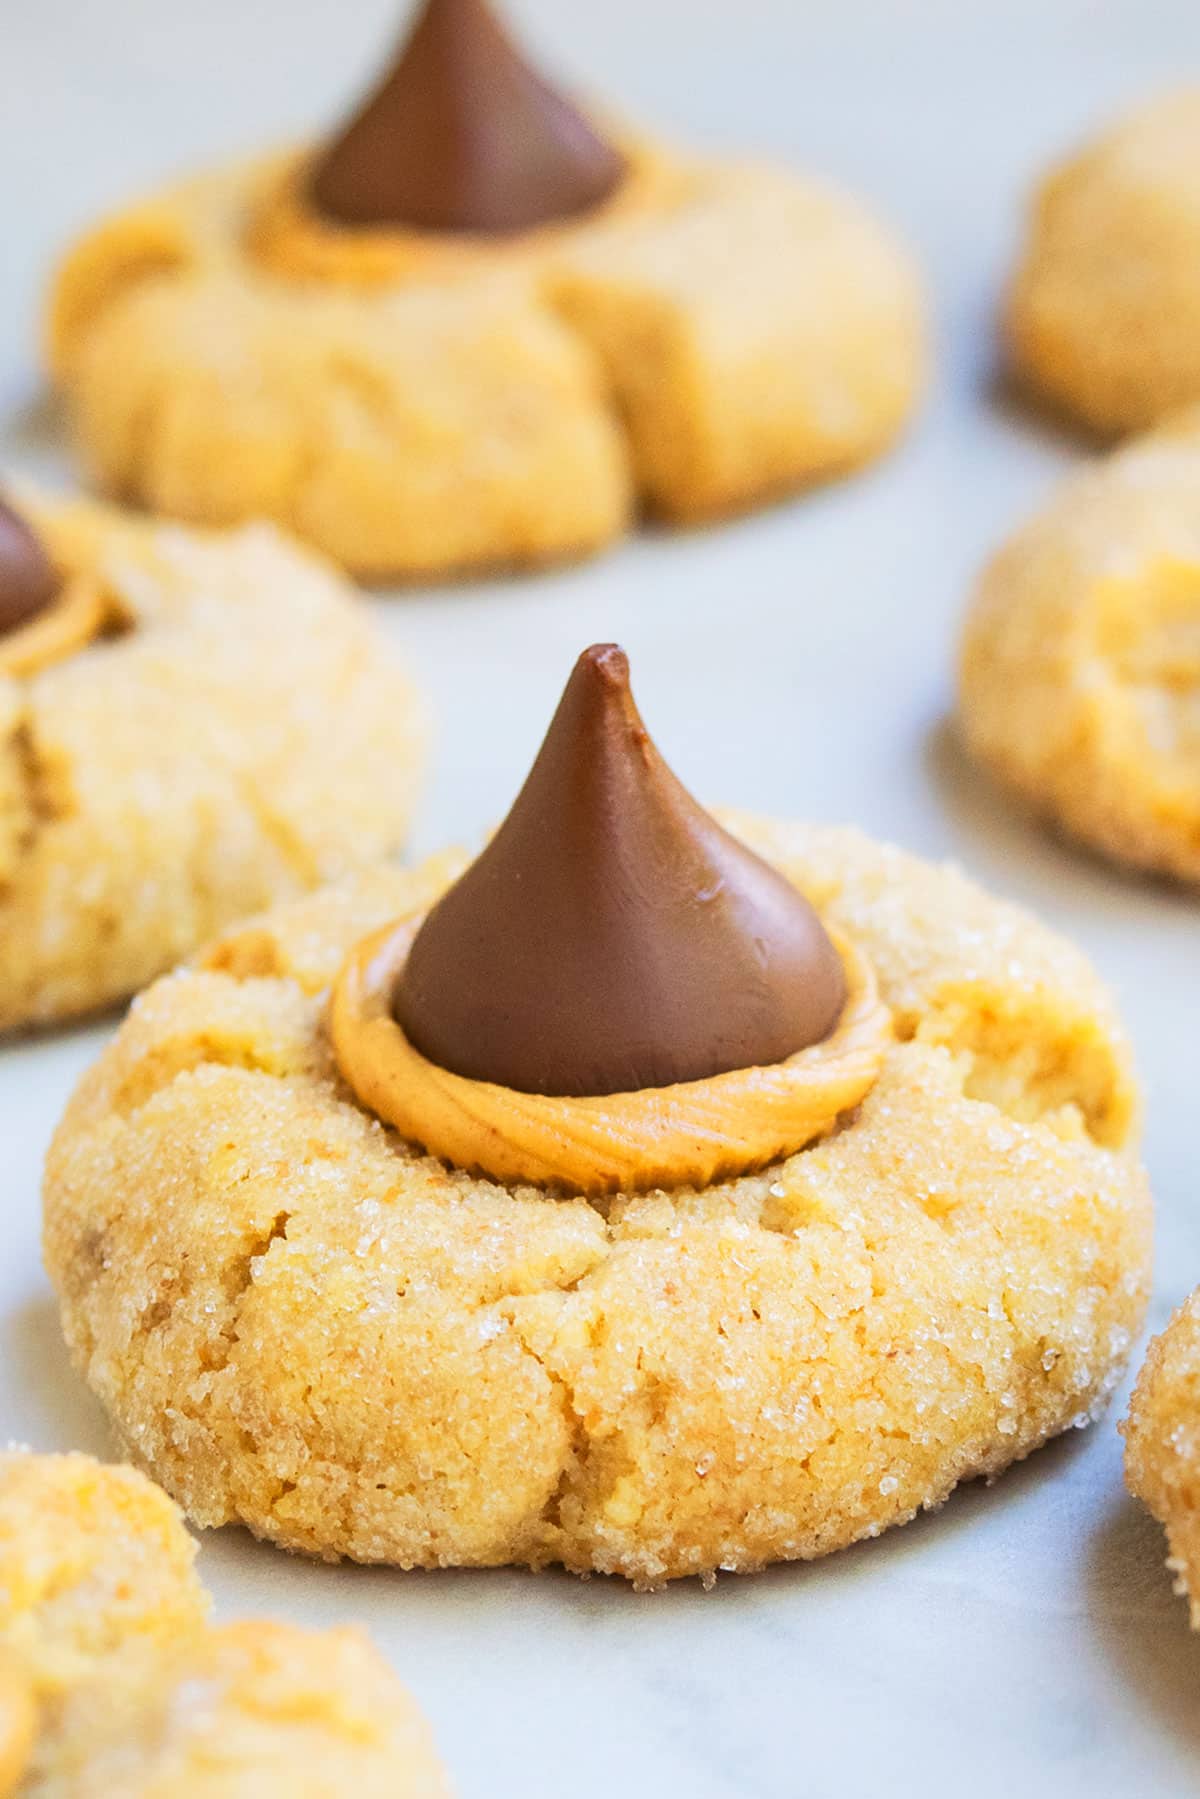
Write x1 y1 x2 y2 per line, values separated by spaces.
0 1451 448 1797
1124 1291 1200 1630
1007 90 1200 435
45 8 924 579
959 418 1200 884
0 488 424 1032
44 814 1150 1587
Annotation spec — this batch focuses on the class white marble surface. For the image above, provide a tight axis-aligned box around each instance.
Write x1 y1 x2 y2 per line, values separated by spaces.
5 1 1200 1793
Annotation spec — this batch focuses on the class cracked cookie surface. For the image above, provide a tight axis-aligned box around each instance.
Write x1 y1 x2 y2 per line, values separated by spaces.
0 1451 448 1797
46 151 924 580
43 816 1151 1587
959 419 1200 885
1124 1290 1200 1630
0 492 424 1032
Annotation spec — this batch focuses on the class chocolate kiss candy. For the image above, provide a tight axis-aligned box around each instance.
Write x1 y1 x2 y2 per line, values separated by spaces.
395 645 848 1097
310 0 626 234
0 498 58 638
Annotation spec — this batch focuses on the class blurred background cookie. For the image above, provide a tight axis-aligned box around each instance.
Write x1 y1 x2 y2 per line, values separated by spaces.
0 488 425 1032
0 1449 208 1687
45 0 926 581
959 417 1200 885
1008 89 1200 435
0 1450 449 1796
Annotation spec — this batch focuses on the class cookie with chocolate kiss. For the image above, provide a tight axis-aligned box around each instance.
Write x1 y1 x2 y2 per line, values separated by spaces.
396 644 846 1096
0 497 58 637
311 0 626 234
0 491 425 1034
46 747 1149 1583
47 1 925 579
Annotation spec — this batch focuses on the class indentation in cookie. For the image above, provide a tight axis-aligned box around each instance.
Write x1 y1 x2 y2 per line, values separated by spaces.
901 982 1133 1148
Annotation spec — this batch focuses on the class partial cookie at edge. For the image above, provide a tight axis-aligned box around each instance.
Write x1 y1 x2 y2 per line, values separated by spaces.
0 490 424 1031
958 418 1200 885
1007 89 1200 435
1124 1290 1200 1629
0 1451 449 1797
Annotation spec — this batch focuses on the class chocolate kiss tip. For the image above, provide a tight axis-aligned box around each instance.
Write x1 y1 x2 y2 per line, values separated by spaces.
581 641 627 686
394 643 849 1099
309 0 626 235
0 496 58 639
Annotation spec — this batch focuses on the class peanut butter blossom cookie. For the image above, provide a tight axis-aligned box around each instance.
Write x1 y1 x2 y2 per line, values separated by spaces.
959 417 1200 884
0 1450 448 1796
1124 1291 1200 1632
1007 90 1200 434
0 487 423 1032
46 0 925 580
45 647 1150 1587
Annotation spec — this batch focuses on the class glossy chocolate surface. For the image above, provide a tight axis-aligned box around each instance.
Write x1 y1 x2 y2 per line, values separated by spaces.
395 644 848 1096
310 0 626 234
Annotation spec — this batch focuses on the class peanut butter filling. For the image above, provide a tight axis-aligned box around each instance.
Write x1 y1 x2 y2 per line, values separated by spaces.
330 916 891 1196
248 142 681 289
0 497 118 681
